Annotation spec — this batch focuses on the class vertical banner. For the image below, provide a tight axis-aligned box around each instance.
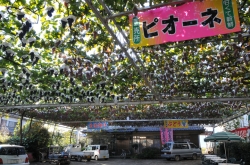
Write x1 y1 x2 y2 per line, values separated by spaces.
129 0 240 47
160 127 173 144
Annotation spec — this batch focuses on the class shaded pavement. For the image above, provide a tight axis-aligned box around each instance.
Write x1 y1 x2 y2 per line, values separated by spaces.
31 158 202 165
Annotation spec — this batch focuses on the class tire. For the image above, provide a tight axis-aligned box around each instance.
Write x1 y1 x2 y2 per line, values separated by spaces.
192 154 197 160
95 155 98 161
175 155 180 161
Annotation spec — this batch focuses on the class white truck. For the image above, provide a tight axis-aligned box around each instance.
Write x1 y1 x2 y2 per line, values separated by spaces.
85 144 109 160
64 144 94 162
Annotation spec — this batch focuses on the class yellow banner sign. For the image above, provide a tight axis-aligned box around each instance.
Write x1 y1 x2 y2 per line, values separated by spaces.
164 120 188 128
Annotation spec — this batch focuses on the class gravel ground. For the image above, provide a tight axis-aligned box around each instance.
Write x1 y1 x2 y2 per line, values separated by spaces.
31 158 202 165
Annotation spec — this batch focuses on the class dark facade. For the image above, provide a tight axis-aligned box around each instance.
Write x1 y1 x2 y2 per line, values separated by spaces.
82 126 205 155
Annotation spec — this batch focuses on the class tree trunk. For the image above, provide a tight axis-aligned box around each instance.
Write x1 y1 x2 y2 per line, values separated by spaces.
19 110 26 145
70 126 76 144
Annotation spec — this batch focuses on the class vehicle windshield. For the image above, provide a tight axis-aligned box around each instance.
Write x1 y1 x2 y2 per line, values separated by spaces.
163 143 171 150
85 146 92 151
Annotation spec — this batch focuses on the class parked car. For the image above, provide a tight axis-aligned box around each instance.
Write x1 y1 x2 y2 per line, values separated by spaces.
64 144 93 162
85 144 109 160
161 141 202 161
0 144 29 165
47 146 70 165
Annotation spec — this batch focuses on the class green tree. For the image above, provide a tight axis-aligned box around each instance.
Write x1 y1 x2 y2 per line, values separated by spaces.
224 118 241 131
8 120 50 161
0 132 10 144
60 131 77 146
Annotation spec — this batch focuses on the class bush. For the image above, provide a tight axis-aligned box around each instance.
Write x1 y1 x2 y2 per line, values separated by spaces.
219 142 250 164
136 147 160 159
7 121 50 161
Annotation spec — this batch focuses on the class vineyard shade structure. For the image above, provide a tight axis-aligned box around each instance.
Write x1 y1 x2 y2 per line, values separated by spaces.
0 0 249 127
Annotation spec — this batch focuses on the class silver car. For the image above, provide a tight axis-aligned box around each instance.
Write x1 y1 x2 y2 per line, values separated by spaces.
0 144 30 165
161 141 202 161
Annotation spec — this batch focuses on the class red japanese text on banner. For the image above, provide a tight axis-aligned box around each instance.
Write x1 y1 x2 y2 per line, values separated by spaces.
164 120 188 128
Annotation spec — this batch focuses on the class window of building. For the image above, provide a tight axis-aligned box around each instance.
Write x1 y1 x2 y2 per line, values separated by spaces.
133 135 161 149
8 121 16 128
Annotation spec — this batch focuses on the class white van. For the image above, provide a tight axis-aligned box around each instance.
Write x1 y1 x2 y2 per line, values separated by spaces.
161 141 202 161
85 144 109 160
0 144 30 165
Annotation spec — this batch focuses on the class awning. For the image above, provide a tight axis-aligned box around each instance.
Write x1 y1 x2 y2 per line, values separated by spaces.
82 126 204 133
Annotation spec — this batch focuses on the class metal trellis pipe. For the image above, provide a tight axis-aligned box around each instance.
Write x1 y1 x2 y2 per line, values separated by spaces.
59 118 222 124
0 97 250 109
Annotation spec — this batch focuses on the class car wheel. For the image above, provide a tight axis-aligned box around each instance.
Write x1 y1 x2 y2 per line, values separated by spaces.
192 154 197 160
95 155 98 161
175 155 180 161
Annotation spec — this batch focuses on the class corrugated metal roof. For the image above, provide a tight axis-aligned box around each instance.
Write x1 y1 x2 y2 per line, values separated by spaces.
82 126 204 133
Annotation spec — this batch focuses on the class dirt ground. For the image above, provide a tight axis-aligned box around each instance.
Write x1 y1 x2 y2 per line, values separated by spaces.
30 158 202 165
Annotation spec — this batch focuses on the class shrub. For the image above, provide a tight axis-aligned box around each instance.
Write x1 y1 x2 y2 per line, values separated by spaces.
136 147 160 159
7 121 50 161
219 142 250 164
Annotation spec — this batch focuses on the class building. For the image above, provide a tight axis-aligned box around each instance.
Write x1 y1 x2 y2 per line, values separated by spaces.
82 126 205 155
0 115 23 135
0 114 79 136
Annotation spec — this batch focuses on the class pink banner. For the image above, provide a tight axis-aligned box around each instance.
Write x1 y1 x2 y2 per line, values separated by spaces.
129 0 240 47
230 127 248 138
160 127 173 144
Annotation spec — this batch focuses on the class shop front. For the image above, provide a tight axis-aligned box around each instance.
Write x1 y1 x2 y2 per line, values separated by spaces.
82 126 205 155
